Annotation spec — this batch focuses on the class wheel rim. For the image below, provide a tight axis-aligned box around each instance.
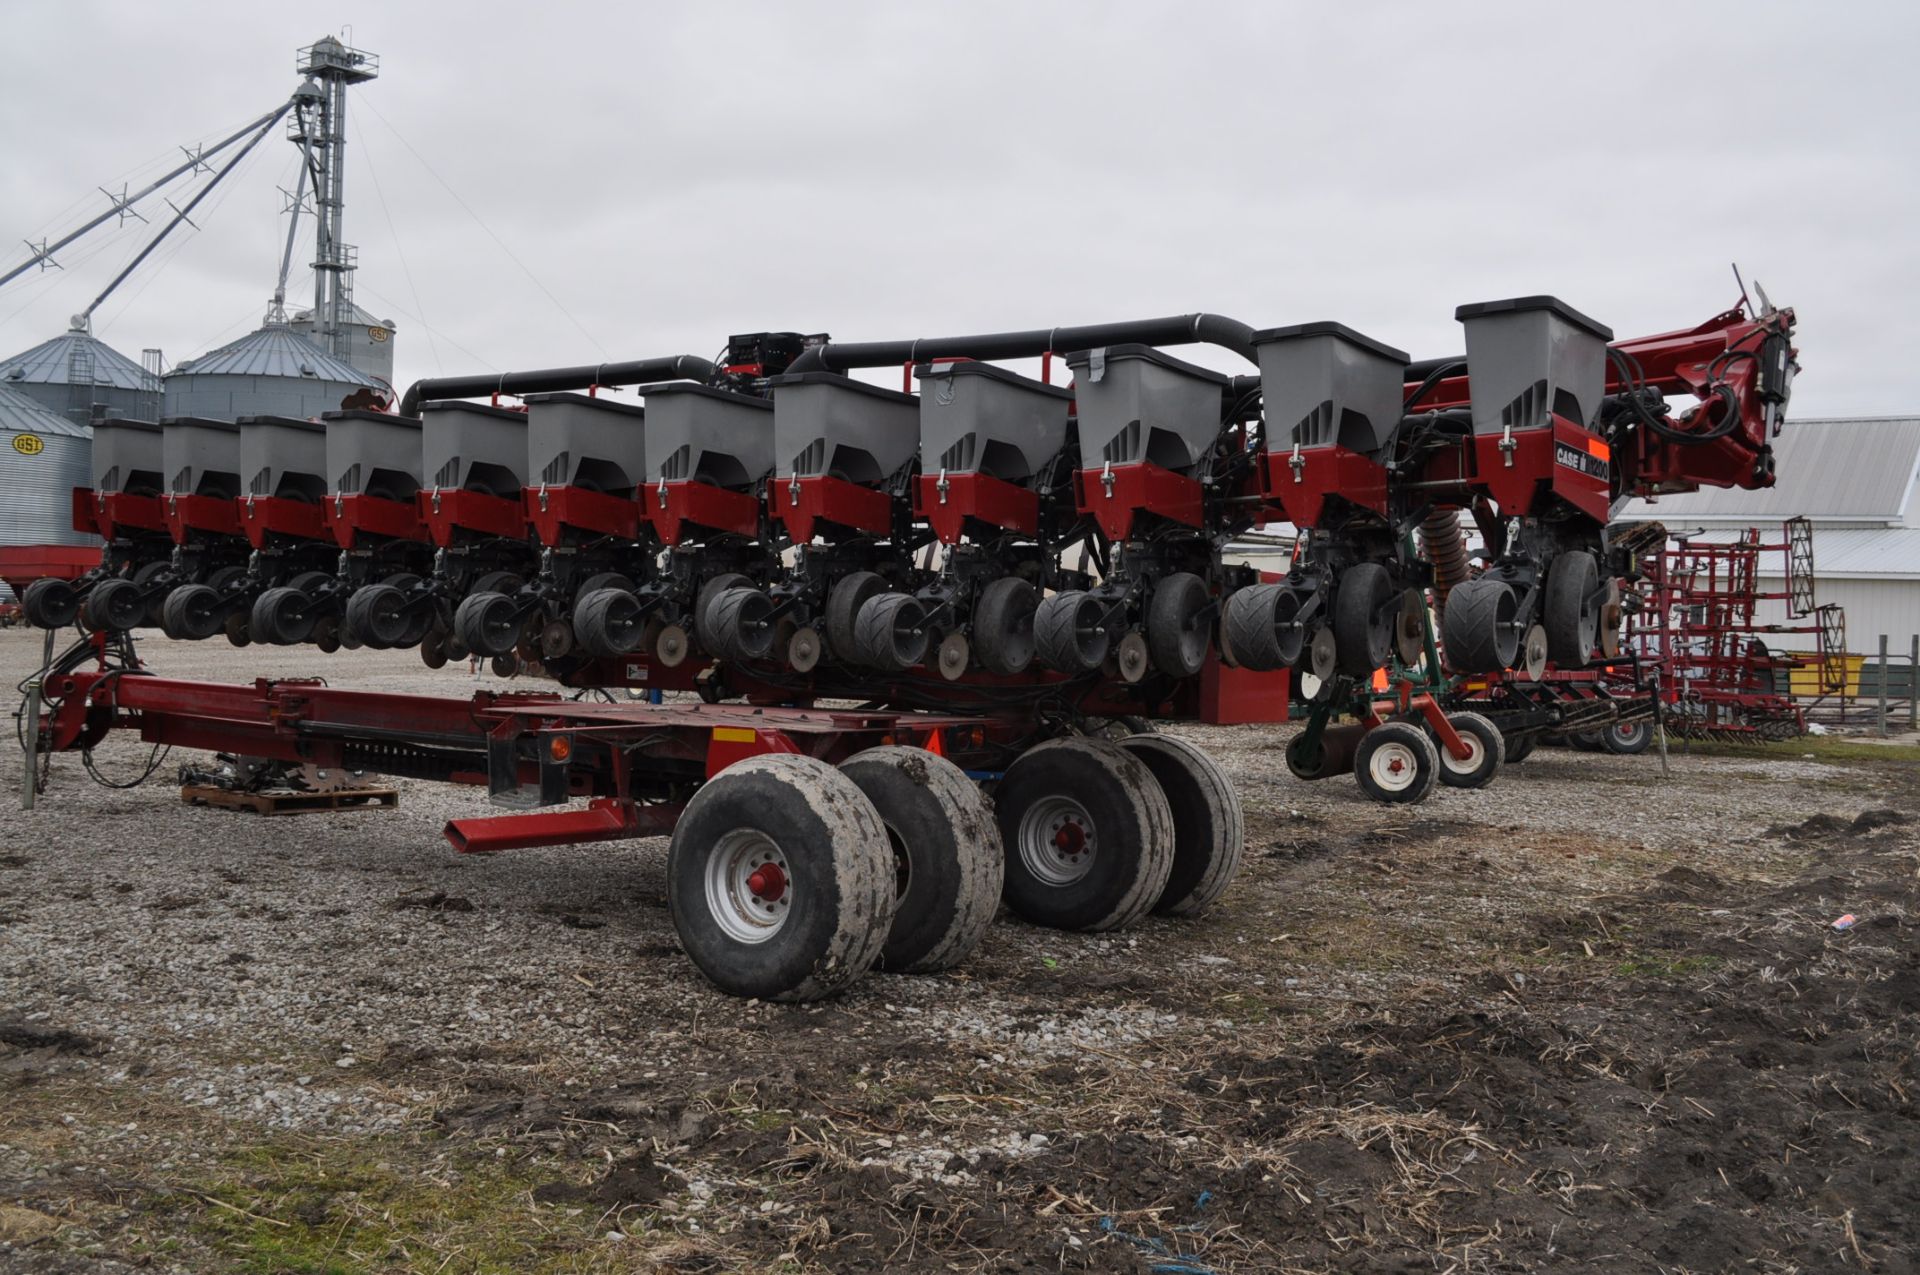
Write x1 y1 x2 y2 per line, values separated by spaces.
703 829 792 944
1439 731 1483 775
1366 740 1421 792
1017 795 1097 886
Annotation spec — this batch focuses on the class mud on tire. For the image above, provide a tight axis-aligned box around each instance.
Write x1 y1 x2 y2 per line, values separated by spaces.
1120 733 1243 916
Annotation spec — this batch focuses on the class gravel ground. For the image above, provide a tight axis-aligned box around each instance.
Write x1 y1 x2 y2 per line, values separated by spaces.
1 625 1915 1273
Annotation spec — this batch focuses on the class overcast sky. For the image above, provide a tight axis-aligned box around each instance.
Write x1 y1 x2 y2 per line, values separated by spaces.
2 2 1915 417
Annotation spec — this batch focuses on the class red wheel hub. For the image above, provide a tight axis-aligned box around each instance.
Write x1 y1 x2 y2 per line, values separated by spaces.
746 863 787 902
1386 755 1406 775
1053 822 1086 855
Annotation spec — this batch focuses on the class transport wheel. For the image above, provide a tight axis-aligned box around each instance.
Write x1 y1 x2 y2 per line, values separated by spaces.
840 747 1003 973
1120 733 1243 917
250 587 317 645
826 570 887 660
994 737 1174 932
1567 730 1605 752
1220 583 1304 671
23 578 80 630
455 591 523 659
972 576 1038 675
1284 722 1366 781
84 578 144 631
1543 551 1600 668
695 572 752 652
160 584 223 641
1502 732 1537 764
1332 562 1394 676
1033 591 1110 674
1145 572 1211 678
1431 711 1504 789
854 593 931 671
133 561 173 627
710 587 776 661
1441 577 1520 673
574 588 645 658
1353 721 1439 804
1603 720 1653 755
668 754 896 1001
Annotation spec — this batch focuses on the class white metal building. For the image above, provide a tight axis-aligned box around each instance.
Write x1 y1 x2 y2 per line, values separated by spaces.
1616 416 1920 654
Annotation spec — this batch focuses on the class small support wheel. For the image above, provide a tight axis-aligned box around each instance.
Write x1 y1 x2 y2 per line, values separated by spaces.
161 584 225 641
454 591 524 659
1332 561 1394 676
994 737 1174 931
1353 721 1439 804
1033 591 1110 674
1602 720 1653 755
971 576 1037 675
854 593 930 671
1145 571 1210 678
573 588 645 658
840 747 1003 973
84 577 145 631
668 754 897 1001
825 570 887 660
1432 711 1504 789
1120 733 1243 916
1221 583 1304 671
251 587 317 646
22 578 80 630
1543 551 1600 667
710 586 776 661
1440 576 1520 673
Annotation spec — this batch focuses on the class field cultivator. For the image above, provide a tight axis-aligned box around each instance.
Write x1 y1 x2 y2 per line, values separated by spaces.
20 289 1800 998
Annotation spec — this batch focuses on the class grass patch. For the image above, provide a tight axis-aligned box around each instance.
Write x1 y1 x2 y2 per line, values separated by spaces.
1674 734 1920 765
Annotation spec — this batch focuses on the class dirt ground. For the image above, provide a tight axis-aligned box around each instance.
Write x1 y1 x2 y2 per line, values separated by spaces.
1 627 1915 1273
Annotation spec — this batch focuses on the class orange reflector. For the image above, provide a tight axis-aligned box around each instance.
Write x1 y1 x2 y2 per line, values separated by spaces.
1587 437 1611 462
926 729 946 757
549 736 572 762
711 727 757 744
1371 668 1389 691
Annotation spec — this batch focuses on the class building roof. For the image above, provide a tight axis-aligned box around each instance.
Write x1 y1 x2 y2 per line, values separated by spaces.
167 323 377 385
291 301 396 329
0 381 89 439
0 321 157 392
1679 525 1920 581
1617 416 1920 526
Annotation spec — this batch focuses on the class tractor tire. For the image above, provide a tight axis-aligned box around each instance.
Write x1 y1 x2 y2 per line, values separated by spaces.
1441 576 1520 673
972 576 1038 675
1332 561 1394 676
455 591 523 659
825 570 888 661
1353 721 1439 804
853 593 930 671
840 747 1002 973
667 754 896 1001
1432 711 1504 789
710 586 776 661
1543 551 1600 668
574 588 645 658
1120 733 1243 917
994 737 1174 932
1033 591 1109 674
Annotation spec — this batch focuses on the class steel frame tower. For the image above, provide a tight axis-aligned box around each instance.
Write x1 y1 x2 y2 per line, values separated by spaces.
294 37 378 361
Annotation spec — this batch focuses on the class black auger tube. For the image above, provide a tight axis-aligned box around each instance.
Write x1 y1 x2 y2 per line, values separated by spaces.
396 355 721 417
784 313 1258 374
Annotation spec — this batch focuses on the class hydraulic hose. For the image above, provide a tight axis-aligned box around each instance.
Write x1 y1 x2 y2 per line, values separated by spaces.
397 355 721 417
783 313 1259 374
1419 507 1470 625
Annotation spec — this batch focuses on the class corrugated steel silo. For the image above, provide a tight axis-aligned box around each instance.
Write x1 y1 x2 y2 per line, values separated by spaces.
162 322 380 422
0 316 161 428
0 381 95 549
291 301 398 386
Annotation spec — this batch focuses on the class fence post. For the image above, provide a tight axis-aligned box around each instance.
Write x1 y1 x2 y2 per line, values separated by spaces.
20 674 40 811
1910 634 1918 732
1877 634 1889 736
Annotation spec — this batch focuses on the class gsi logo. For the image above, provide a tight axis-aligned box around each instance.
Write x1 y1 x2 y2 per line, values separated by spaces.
11 433 44 456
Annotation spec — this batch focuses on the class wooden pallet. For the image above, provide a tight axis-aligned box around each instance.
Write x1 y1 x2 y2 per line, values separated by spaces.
180 784 399 816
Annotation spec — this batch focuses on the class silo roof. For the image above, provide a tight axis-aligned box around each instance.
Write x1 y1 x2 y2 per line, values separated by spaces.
0 325 157 392
167 323 377 385
0 381 90 438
